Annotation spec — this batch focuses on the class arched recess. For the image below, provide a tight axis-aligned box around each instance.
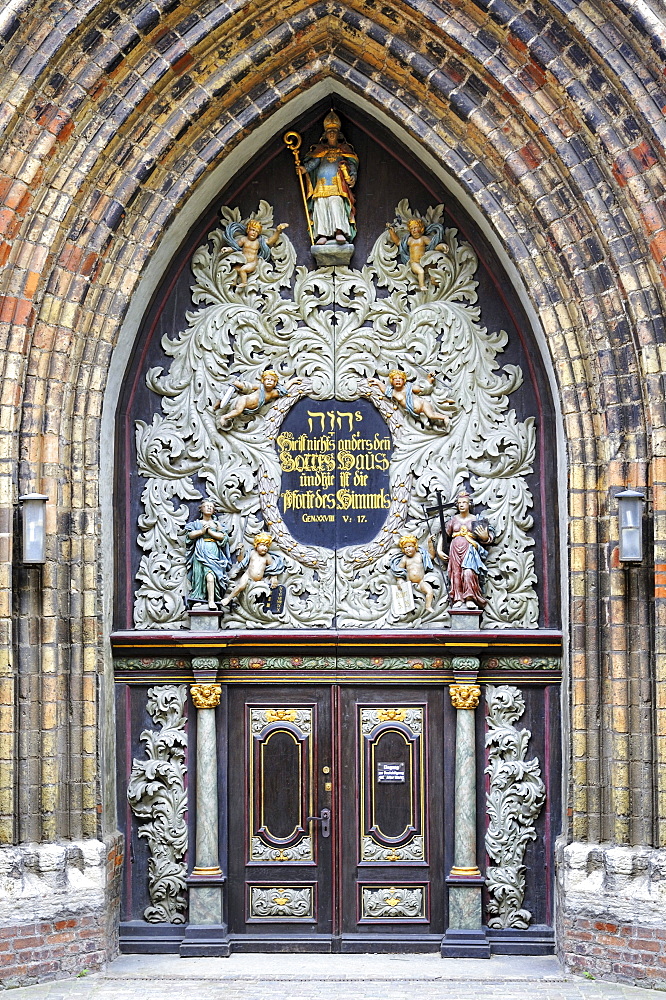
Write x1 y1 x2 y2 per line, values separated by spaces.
105 83 564 634
1 0 659 925
106 87 567 950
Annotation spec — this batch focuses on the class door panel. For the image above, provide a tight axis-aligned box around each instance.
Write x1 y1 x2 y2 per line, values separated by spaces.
340 687 444 939
228 687 332 937
249 708 314 863
359 706 425 862
228 684 444 944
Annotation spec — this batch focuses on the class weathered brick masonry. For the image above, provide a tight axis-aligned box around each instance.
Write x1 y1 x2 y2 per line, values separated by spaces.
1 0 666 986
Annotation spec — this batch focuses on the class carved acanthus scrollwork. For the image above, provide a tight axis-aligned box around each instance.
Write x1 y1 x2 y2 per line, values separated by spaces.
361 707 422 736
451 656 480 673
134 198 538 631
249 885 314 918
361 885 425 919
250 837 313 863
484 684 545 929
361 835 425 863
191 656 220 673
127 685 188 923
190 683 221 709
449 684 481 710
250 708 312 736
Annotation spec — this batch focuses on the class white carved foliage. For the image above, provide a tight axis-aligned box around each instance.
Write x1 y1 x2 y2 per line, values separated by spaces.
134 200 538 630
127 685 188 923
484 685 545 929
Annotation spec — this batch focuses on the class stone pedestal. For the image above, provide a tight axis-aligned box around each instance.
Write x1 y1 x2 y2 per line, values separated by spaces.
441 657 490 959
310 242 354 267
449 608 483 631
188 609 220 631
180 658 229 957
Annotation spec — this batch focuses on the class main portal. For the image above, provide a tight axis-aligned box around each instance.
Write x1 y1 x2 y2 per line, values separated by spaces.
112 97 562 958
227 685 444 948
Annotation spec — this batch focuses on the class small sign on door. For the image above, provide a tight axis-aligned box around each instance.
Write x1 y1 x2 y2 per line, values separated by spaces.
377 762 405 782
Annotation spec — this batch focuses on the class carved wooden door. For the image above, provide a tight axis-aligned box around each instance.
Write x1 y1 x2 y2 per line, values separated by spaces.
227 686 333 941
227 684 445 948
338 686 445 944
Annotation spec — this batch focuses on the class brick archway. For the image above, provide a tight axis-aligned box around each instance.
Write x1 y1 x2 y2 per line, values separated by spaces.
1 0 665 986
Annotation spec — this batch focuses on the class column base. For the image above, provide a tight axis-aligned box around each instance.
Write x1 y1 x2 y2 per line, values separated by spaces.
440 928 491 959
187 882 224 925
446 880 484 931
180 923 230 958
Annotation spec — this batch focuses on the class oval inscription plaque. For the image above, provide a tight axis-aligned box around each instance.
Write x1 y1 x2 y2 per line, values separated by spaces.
277 398 393 549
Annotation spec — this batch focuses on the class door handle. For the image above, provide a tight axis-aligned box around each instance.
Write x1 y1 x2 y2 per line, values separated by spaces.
307 807 331 838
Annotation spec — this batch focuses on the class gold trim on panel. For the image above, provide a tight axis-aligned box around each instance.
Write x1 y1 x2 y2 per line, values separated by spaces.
247 883 316 921
248 706 314 864
359 883 428 921
359 706 426 863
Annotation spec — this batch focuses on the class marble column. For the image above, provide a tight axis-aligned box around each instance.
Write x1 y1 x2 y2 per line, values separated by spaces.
180 656 229 957
441 656 490 958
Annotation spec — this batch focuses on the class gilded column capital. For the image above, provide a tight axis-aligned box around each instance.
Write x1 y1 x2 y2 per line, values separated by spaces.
191 683 222 709
449 683 481 710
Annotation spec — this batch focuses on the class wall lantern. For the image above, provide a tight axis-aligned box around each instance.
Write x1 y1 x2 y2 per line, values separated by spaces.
18 493 49 564
616 488 645 563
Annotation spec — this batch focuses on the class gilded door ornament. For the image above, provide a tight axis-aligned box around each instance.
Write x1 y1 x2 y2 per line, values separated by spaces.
449 684 482 710
360 885 425 919
127 685 188 923
134 196 538 631
250 708 311 735
250 837 314 863
361 836 425 863
249 885 314 919
190 683 221 709
484 685 545 928
361 708 422 736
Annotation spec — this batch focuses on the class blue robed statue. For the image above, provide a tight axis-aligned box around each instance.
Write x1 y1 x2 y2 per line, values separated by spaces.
185 498 232 609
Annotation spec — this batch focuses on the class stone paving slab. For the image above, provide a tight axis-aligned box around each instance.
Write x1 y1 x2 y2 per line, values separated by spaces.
3 955 663 999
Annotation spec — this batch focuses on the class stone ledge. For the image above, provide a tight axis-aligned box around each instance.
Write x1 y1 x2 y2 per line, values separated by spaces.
0 839 109 926
556 839 666 926
556 838 666 989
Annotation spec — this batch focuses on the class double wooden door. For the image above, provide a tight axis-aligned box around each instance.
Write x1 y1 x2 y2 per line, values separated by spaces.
227 684 446 949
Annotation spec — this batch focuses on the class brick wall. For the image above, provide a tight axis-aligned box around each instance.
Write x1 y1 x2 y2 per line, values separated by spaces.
0 914 108 988
560 916 666 989
556 841 666 988
0 834 122 988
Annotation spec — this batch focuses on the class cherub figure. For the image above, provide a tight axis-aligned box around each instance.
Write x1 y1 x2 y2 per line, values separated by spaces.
390 535 436 612
370 369 455 431
386 216 448 290
214 370 287 430
221 533 285 607
223 218 289 285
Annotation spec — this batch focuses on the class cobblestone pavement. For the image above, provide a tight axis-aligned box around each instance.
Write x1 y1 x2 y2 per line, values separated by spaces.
4 955 662 999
